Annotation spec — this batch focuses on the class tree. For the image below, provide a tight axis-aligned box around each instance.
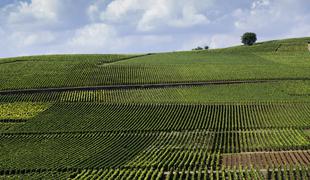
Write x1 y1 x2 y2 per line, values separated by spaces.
192 46 203 51
241 32 257 46
204 46 209 50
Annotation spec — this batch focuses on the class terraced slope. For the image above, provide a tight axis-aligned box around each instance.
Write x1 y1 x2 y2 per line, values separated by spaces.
1 37 310 179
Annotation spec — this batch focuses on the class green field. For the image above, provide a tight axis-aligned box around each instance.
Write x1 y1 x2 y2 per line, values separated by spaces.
1 37 310 179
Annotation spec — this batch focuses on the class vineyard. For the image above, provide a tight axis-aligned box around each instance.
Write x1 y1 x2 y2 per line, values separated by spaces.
1 49 310 91
5 102 310 132
0 37 310 179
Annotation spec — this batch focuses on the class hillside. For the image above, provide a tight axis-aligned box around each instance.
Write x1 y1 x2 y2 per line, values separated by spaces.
1 37 310 179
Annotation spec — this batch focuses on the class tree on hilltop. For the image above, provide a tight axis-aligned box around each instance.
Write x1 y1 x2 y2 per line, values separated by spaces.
241 32 257 46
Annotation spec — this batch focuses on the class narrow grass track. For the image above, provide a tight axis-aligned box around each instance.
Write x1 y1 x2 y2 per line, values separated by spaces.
1 78 309 95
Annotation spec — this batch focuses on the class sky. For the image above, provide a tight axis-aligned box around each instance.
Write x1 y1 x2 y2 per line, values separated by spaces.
0 0 310 57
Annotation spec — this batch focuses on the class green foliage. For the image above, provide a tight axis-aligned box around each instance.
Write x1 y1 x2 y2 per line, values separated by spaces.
241 32 257 46
1 37 310 179
192 46 203 51
0 102 50 120
2 80 310 104
0 38 309 91
7 102 310 133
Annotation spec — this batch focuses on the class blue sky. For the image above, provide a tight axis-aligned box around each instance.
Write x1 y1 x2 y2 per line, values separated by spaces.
0 0 309 57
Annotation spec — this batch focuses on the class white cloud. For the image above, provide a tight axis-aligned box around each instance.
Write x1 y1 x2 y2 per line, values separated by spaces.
67 23 174 53
136 1 171 31
229 0 310 45
68 23 118 52
137 3 209 31
9 31 56 47
0 0 309 57
169 6 209 28
87 4 100 21
101 0 144 22
233 0 275 30
7 0 62 28
233 0 307 32
100 0 212 31
251 0 270 9
0 0 64 56
209 34 241 48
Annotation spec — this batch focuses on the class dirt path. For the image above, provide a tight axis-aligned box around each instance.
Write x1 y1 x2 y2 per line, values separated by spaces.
222 150 310 168
0 78 309 95
275 44 282 52
97 53 154 66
